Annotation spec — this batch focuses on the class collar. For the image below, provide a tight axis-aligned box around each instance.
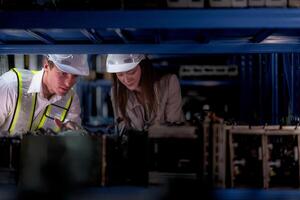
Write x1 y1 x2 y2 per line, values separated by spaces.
127 81 159 110
127 92 141 109
27 69 44 94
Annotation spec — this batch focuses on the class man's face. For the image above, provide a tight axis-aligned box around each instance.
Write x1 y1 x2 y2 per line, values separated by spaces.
44 63 78 96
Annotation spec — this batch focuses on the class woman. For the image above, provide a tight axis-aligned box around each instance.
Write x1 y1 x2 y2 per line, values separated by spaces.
106 54 185 135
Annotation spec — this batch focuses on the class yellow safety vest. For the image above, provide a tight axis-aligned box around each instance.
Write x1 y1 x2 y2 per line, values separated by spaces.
8 68 74 135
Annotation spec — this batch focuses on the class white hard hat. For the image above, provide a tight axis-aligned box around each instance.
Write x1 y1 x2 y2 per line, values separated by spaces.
106 54 145 73
47 54 89 76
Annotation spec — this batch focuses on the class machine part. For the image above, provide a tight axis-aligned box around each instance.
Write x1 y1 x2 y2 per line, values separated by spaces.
18 132 98 199
229 130 263 188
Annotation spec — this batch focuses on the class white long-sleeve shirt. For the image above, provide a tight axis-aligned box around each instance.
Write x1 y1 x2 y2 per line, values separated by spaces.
0 69 81 133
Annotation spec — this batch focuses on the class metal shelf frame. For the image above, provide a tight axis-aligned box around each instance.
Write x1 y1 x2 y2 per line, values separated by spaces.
1 9 300 54
2 9 300 29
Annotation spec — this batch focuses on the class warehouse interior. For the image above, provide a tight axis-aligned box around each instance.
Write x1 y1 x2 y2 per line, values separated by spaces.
2 1 300 199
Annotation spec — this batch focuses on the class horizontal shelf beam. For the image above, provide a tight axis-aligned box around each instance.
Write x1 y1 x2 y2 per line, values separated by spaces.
1 9 300 29
180 80 237 87
1 43 300 54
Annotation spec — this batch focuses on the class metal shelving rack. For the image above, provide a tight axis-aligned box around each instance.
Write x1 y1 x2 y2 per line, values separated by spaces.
1 9 300 54
1 9 300 124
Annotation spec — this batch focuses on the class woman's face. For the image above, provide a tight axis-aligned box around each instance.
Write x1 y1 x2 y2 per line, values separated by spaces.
116 65 141 91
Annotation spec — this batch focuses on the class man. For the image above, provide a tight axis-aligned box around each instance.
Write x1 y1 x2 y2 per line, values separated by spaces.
0 54 89 135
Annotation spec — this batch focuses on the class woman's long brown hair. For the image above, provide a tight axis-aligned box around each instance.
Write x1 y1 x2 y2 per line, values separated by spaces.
112 58 159 125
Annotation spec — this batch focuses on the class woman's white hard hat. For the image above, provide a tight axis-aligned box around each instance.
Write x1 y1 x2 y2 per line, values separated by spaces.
47 54 89 76
106 54 145 73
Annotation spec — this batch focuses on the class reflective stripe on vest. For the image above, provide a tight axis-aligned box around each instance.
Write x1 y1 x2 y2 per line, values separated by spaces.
37 95 74 132
8 68 37 135
8 68 74 135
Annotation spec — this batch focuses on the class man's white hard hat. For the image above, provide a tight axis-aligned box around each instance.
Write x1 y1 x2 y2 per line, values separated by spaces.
106 54 145 73
47 54 89 76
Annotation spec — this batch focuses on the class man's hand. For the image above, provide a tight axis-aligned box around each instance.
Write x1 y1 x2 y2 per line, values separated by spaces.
54 118 82 131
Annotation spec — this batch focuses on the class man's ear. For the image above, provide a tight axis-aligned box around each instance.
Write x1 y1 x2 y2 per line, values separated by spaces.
42 58 49 71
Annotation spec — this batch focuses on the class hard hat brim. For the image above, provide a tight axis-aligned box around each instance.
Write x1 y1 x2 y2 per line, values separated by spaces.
106 62 138 73
54 62 89 76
